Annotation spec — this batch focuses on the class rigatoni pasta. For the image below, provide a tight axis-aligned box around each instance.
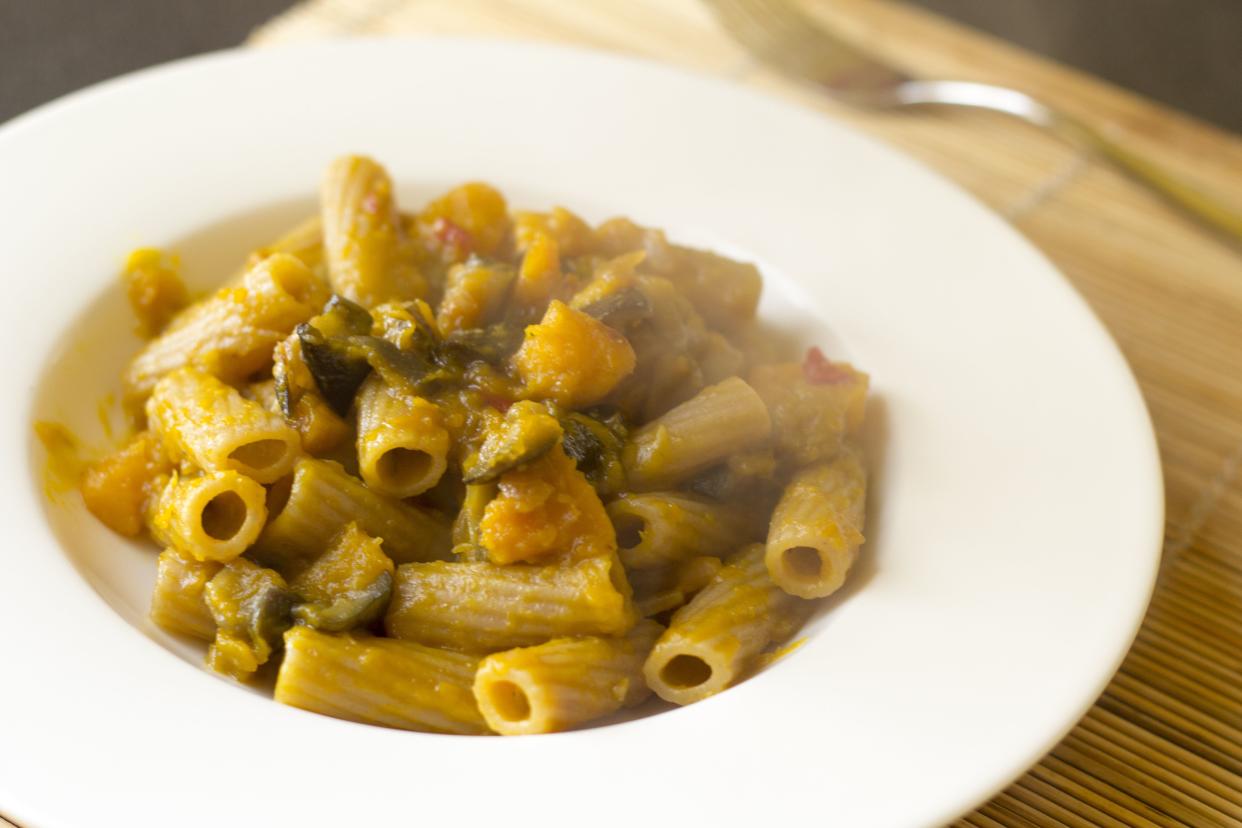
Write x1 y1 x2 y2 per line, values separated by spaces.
145 470 267 563
75 153 872 735
254 457 451 575
474 619 663 735
123 252 325 404
765 450 867 599
147 366 301 483
385 555 635 651
643 544 813 705
276 626 487 734
355 376 449 497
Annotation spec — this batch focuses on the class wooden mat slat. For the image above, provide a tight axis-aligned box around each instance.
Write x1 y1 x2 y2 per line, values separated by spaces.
231 2 1242 827
1019 770 1156 828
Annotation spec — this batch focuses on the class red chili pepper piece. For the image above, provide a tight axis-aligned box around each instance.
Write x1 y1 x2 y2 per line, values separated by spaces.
432 217 474 253
802 346 852 385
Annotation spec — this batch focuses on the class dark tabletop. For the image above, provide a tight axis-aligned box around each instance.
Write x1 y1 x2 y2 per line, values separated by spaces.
2 0 1240 131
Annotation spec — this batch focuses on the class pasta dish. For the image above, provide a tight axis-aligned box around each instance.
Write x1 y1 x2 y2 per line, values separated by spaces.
75 155 869 735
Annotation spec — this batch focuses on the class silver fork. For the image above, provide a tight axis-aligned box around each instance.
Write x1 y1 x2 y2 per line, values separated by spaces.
706 0 1242 247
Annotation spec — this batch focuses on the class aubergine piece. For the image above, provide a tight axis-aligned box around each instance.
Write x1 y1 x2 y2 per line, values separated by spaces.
204 558 294 680
442 323 524 367
580 287 652 330
560 410 627 494
296 295 376 415
461 401 563 484
290 522 394 632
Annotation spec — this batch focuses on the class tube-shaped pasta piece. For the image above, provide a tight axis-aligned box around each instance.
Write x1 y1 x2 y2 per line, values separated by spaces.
149 548 221 640
254 458 451 575
474 619 663 735
321 155 423 307
608 491 755 570
275 627 488 734
643 544 811 705
147 367 301 483
355 376 449 497
250 215 324 273
146 471 268 563
123 253 326 403
765 450 866 598
622 377 772 490
385 555 635 651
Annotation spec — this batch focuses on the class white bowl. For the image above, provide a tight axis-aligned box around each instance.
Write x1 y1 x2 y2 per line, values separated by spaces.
0 38 1162 828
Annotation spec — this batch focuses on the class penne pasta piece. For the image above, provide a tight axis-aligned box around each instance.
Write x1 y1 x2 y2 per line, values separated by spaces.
147 367 301 484
622 376 772 490
474 619 663 735
608 491 755 570
643 544 812 705
355 376 449 498
149 548 221 640
275 627 488 734
81 430 172 536
253 457 451 576
145 470 267 563
123 252 326 404
385 555 635 651
765 449 866 599
320 155 424 307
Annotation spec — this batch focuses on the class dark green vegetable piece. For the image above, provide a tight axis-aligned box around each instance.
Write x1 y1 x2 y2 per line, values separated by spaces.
560 411 627 494
580 287 653 329
297 322 373 415
296 296 377 415
204 558 294 677
443 323 524 366
318 294 374 337
461 401 563 484
290 522 395 632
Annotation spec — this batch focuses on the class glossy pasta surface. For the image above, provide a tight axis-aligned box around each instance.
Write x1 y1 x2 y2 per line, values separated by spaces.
78 155 872 734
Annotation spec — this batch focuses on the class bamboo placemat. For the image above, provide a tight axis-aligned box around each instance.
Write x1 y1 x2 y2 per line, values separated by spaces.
10 3 1236 828
246 2 1242 827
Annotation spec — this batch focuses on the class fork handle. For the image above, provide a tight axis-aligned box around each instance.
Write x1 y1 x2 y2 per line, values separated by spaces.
893 80 1242 247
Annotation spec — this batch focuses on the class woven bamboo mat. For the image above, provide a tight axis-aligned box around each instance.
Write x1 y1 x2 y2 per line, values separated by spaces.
12 4 1234 828
246 2 1242 827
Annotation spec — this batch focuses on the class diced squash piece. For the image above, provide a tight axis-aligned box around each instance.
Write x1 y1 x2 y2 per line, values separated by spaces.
436 259 515 334
124 248 189 337
81 431 172 536
420 182 511 258
749 359 869 467
514 207 594 257
513 300 635 408
512 230 562 312
290 523 394 632
479 443 615 565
